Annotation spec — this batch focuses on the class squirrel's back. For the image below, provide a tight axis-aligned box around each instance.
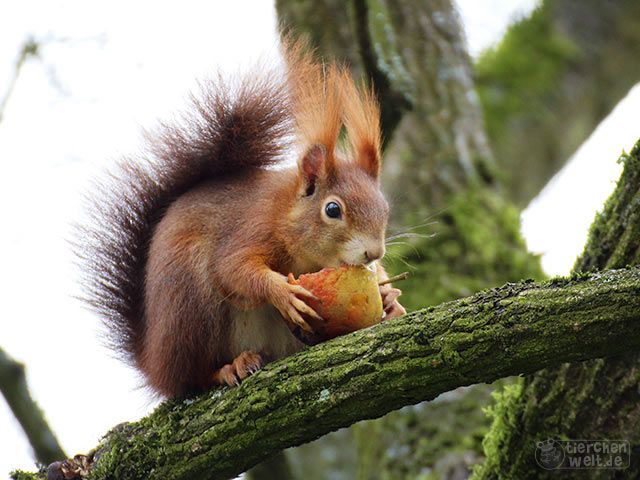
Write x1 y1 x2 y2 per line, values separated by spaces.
76 65 293 367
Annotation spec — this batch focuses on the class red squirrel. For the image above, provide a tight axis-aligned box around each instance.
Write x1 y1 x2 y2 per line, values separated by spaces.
78 41 406 397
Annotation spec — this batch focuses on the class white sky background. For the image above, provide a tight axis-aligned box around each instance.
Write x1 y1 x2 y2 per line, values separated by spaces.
1 0 639 475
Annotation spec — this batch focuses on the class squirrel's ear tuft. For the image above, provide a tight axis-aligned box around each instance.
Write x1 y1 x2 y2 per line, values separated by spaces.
299 144 328 194
337 69 382 180
358 144 381 179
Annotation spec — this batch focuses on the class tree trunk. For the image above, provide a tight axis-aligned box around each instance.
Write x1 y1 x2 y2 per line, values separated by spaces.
276 0 542 476
473 141 640 479
245 451 294 480
353 383 494 480
477 0 640 206
10 267 640 480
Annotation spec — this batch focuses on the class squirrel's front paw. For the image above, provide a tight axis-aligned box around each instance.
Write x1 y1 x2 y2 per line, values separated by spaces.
269 275 322 332
380 284 406 320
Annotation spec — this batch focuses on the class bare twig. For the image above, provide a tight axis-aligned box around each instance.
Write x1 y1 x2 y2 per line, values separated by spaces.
0 37 40 124
378 272 409 286
0 347 66 464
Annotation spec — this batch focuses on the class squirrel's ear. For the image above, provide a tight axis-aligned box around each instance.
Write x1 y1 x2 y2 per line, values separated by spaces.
299 144 331 193
358 144 381 180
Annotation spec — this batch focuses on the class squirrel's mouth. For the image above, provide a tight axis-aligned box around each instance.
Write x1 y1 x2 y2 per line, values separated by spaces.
338 259 356 268
338 259 377 272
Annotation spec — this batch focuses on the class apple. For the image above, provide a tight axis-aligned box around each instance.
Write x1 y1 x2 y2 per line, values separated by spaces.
288 265 383 345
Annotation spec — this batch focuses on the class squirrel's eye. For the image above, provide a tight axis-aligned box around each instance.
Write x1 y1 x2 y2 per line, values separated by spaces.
325 201 342 219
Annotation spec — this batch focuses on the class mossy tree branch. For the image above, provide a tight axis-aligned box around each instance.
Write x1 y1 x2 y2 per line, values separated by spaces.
0 347 66 465
11 266 640 480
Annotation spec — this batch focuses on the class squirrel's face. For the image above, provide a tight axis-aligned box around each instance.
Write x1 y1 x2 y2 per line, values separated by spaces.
290 145 389 270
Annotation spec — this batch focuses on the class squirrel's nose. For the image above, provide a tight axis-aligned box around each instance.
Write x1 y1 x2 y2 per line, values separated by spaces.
364 246 385 263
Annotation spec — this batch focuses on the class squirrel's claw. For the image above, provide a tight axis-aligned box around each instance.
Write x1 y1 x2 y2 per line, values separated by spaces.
212 351 263 387
382 287 401 306
288 283 320 302
287 307 314 333
290 294 323 322
212 364 239 387
233 351 263 379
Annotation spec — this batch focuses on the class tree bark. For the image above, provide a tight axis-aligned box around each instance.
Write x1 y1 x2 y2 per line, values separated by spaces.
10 267 640 480
477 0 640 206
473 141 640 479
0 347 66 465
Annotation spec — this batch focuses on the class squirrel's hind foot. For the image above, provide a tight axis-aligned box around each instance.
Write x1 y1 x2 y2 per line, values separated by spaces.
212 351 263 387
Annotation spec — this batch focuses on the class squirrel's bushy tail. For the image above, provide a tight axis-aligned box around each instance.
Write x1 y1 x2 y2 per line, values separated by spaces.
76 68 292 366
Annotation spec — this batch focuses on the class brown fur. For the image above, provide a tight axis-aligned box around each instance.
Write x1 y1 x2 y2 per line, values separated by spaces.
77 40 397 397
339 69 382 179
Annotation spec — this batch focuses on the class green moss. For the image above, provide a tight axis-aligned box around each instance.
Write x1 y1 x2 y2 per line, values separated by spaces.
10 469 46 480
88 400 190 480
386 187 544 309
471 381 524 478
475 3 579 158
575 140 640 271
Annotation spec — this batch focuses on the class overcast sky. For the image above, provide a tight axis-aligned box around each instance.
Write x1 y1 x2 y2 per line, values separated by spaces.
1 0 639 476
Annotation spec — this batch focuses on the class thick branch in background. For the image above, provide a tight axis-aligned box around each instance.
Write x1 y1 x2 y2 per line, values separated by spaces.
10 267 640 480
476 0 640 206
0 347 66 465
474 141 640 479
